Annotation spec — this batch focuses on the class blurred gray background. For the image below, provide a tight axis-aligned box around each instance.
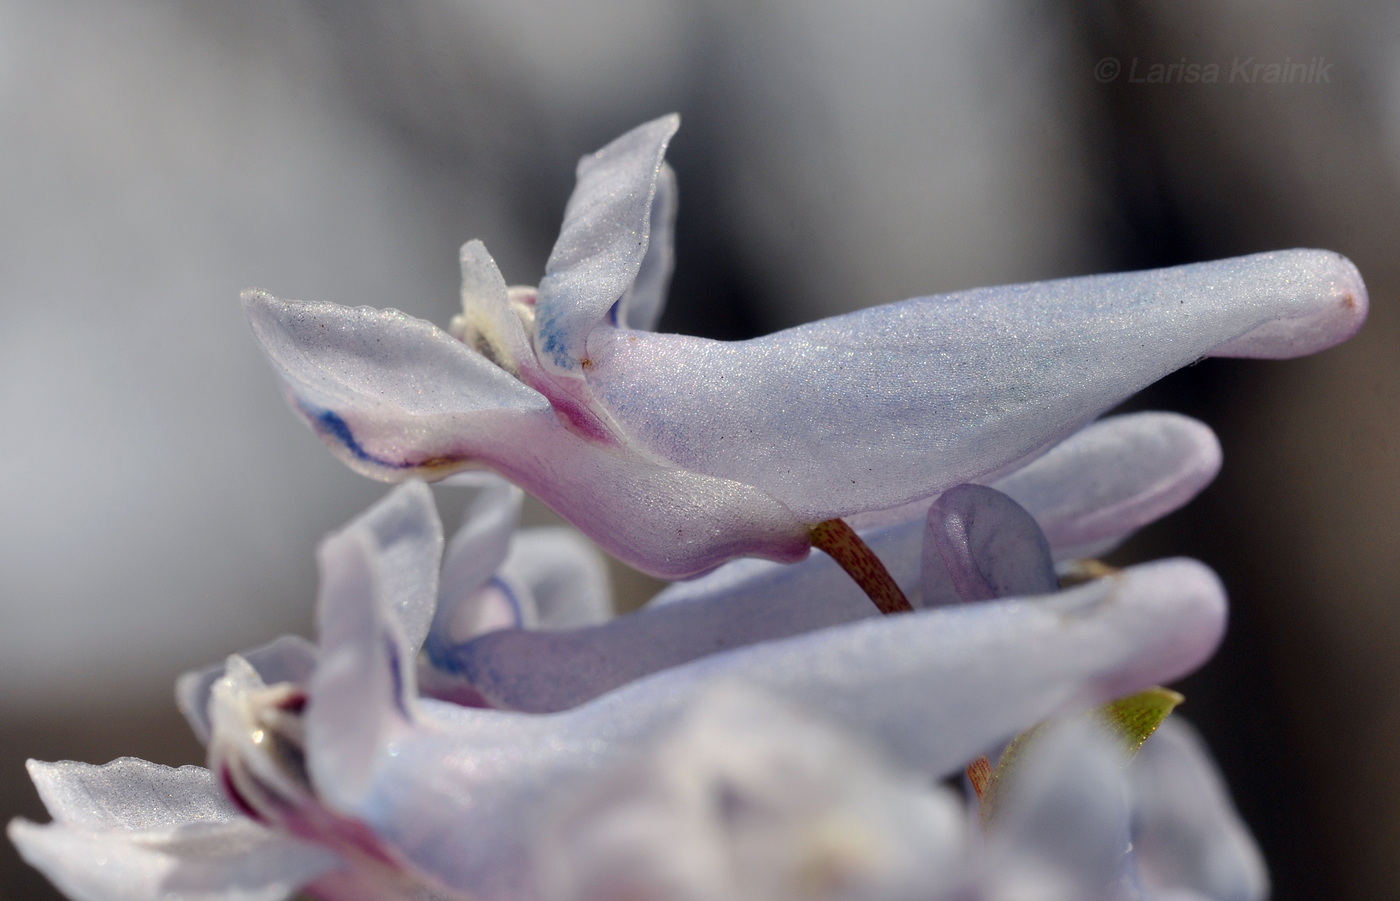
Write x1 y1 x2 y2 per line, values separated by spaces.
2 2 1397 898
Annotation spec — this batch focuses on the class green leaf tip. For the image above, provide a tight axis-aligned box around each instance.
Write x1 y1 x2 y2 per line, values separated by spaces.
1096 685 1183 755
978 686 1183 829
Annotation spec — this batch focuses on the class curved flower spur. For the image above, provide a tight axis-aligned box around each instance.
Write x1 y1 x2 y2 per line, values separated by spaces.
429 410 1224 712
243 114 1367 579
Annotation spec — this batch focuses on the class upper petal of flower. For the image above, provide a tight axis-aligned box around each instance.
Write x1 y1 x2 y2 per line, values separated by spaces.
583 248 1364 520
613 161 677 333
534 114 679 375
245 116 1359 580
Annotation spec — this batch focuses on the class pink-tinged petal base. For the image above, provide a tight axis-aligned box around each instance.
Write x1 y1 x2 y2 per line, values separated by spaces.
246 292 809 579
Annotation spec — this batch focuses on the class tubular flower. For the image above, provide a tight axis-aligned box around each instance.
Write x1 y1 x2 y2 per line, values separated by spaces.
243 114 1366 578
11 478 1234 901
422 409 1220 711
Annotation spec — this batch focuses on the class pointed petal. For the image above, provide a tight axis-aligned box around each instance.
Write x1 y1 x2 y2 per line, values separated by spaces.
587 250 1364 519
613 162 677 332
359 558 1224 899
245 292 808 579
243 290 548 481
991 412 1222 560
452 240 535 374
352 482 442 654
920 484 1057 608
9 816 336 901
11 758 336 901
1130 718 1269 901
535 115 679 375
306 526 414 812
177 636 319 746
28 758 239 829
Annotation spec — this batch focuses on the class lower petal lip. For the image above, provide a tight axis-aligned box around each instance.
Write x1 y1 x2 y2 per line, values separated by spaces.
302 403 476 476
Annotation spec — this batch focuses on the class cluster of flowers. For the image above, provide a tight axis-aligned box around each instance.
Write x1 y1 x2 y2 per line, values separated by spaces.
11 116 1367 901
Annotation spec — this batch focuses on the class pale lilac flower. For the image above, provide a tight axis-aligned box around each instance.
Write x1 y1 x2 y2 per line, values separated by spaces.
11 478 1229 901
243 114 1366 578
424 409 1222 712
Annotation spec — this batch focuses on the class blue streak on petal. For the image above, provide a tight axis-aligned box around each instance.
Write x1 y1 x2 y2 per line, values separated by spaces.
495 577 526 630
423 577 523 675
535 308 573 369
384 634 410 717
297 401 468 473
308 406 386 466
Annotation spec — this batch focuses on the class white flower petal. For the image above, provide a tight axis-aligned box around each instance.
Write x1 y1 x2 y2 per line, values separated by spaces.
242 291 549 480
28 758 238 830
247 290 810 578
433 475 523 640
586 250 1363 520
353 481 443 654
10 759 336 901
455 239 534 374
613 162 677 333
535 115 679 375
307 526 414 813
9 817 336 901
